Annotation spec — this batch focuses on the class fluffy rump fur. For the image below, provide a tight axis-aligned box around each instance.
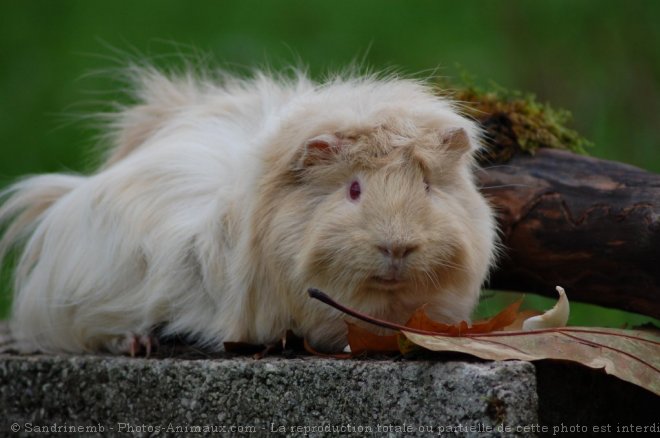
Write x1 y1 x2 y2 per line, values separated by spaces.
0 67 497 353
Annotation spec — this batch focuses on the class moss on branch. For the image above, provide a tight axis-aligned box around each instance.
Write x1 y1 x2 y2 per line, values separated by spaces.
438 79 592 164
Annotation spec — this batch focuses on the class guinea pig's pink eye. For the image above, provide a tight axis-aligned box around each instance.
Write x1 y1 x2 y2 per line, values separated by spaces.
349 180 361 200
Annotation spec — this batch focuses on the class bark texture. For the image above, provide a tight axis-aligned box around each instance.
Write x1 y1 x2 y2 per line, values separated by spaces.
478 148 660 319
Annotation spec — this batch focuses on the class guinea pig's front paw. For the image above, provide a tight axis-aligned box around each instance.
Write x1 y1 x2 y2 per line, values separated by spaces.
112 333 159 357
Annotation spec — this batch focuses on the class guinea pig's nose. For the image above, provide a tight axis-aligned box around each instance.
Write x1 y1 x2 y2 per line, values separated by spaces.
377 243 418 259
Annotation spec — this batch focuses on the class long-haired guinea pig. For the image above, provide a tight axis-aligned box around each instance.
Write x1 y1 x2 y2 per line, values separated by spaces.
0 68 497 354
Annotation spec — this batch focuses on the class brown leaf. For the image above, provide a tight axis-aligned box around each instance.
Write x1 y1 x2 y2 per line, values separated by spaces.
403 328 660 396
307 287 660 395
466 297 525 333
342 297 525 354
405 298 524 335
346 322 400 355
405 305 455 332
307 296 526 356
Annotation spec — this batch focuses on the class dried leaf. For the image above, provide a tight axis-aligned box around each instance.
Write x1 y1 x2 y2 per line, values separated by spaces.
404 298 523 336
307 291 526 356
403 328 660 396
342 298 524 354
306 287 660 395
405 305 454 332
467 297 524 333
346 322 400 355
522 286 569 330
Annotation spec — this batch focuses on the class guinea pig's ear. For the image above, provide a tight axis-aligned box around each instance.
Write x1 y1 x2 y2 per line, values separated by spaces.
440 127 472 156
298 134 343 168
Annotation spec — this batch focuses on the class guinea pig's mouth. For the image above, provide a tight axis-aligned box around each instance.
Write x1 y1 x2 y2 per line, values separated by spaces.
368 275 407 290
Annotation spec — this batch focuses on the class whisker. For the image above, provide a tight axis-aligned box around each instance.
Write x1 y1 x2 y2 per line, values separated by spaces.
422 269 440 291
429 259 469 274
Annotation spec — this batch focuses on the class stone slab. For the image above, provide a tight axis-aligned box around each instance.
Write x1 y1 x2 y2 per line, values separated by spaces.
0 354 537 437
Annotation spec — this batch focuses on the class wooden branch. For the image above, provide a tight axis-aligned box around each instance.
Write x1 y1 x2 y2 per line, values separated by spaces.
478 148 660 319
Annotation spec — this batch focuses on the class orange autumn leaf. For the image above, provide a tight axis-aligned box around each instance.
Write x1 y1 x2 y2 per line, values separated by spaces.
405 305 455 332
343 297 525 354
346 322 400 355
404 298 524 336
467 297 525 333
308 287 660 397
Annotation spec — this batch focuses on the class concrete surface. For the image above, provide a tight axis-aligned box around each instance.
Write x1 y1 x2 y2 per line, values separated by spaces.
0 354 538 437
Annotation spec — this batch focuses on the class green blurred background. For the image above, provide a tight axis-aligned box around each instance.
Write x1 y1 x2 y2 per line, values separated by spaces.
1 0 658 323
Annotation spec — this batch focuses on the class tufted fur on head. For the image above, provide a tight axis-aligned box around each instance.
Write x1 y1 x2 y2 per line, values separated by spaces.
0 67 497 353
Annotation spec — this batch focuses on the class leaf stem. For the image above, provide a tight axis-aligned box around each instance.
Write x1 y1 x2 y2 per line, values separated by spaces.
307 288 660 344
308 288 441 336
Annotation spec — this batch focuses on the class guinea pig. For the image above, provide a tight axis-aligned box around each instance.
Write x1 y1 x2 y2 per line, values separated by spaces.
0 68 498 354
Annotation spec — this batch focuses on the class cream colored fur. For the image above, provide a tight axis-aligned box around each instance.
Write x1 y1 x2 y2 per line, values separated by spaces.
0 69 497 353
